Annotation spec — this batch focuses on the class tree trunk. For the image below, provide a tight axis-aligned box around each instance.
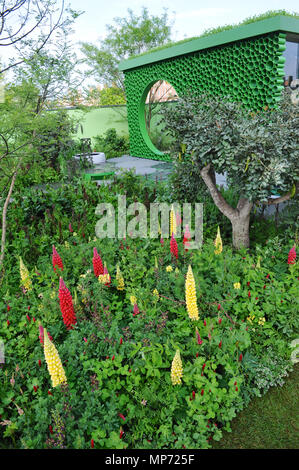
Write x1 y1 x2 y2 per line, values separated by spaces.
230 197 253 249
231 212 251 250
200 164 253 250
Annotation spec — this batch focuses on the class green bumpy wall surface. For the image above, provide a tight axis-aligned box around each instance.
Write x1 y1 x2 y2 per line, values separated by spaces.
123 32 286 161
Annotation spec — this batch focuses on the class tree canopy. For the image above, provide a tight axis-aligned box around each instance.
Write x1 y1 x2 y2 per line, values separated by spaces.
161 91 299 249
80 7 174 91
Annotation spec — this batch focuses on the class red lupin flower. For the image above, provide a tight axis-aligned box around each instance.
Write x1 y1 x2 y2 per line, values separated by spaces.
58 277 77 330
49 425 53 434
52 245 63 273
288 245 296 265
201 389 204 396
239 353 243 362
120 429 124 439
170 233 178 259
93 247 104 277
192 391 195 400
91 439 94 448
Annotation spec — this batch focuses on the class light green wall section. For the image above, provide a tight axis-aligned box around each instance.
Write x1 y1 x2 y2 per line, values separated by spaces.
68 106 128 144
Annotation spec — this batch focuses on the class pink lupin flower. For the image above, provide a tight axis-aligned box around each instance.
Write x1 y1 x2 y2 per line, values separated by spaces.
69 223 73 233
133 303 140 316
92 247 104 277
288 245 296 265
39 324 53 345
196 328 202 345
160 237 164 247
52 245 63 273
58 277 77 330
183 224 191 251
103 265 111 286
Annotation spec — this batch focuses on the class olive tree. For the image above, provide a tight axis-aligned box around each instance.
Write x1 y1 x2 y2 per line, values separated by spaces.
161 91 299 249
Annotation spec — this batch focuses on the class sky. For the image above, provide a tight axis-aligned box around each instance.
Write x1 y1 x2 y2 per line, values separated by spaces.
1 0 297 86
68 0 297 44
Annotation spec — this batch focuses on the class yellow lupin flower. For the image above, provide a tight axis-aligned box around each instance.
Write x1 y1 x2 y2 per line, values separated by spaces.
171 350 183 385
153 288 159 300
130 295 137 306
170 205 177 236
258 317 266 326
19 257 32 291
214 226 223 255
43 329 67 388
185 265 199 321
234 282 241 289
116 265 125 291
166 265 173 272
98 263 110 285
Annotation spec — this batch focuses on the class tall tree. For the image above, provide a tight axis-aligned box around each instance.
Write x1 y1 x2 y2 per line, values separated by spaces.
0 0 82 74
161 91 299 249
0 1 82 271
80 7 174 91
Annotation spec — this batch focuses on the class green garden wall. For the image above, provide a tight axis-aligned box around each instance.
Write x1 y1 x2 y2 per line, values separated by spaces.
68 106 128 146
119 16 299 161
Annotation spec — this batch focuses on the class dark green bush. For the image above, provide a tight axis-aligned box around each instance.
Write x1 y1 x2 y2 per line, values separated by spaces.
93 128 130 159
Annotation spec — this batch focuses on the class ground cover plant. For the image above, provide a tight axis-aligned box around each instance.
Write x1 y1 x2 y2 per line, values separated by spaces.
0 176 298 449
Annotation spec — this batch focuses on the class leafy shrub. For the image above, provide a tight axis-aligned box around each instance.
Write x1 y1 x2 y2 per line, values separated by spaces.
0 184 298 448
93 128 130 159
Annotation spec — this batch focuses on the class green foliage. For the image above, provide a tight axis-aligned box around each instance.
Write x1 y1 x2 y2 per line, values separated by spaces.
93 128 129 159
0 174 298 449
83 85 126 107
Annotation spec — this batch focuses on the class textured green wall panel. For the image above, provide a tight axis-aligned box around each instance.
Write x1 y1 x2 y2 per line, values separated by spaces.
123 32 287 161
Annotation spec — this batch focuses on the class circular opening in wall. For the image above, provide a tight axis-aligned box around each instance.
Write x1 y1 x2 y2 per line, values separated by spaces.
144 80 179 153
